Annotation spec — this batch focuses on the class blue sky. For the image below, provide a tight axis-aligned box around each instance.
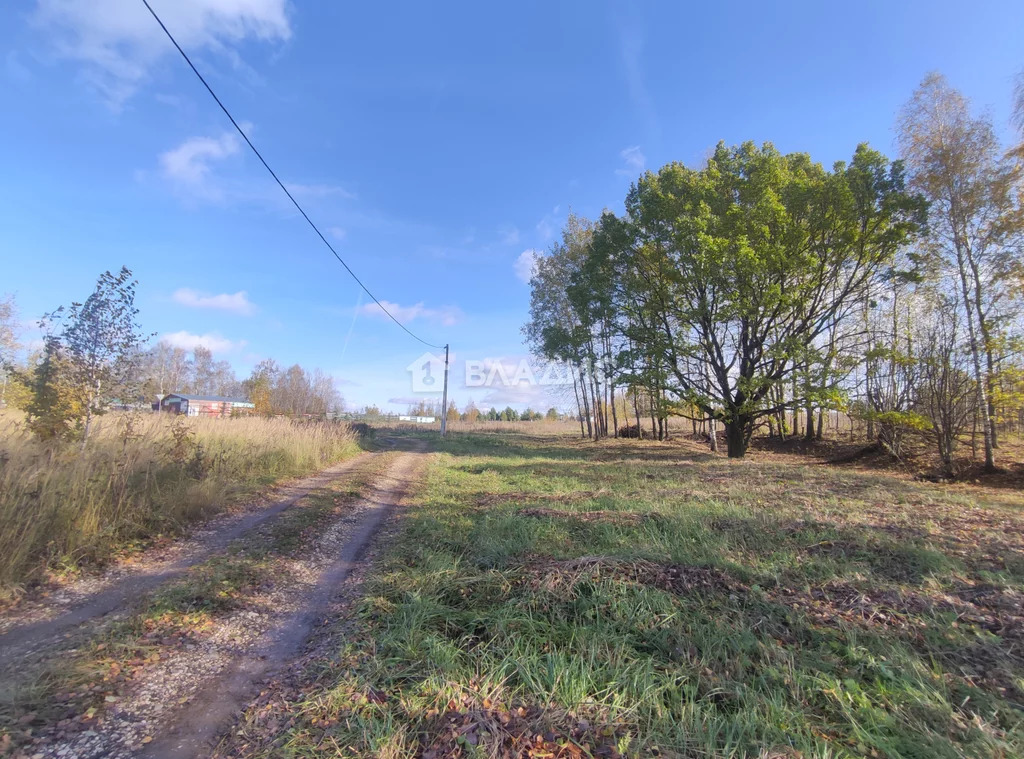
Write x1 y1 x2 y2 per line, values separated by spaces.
2 0 1022 412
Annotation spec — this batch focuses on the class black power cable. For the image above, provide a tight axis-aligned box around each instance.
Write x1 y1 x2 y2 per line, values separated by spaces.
140 0 446 351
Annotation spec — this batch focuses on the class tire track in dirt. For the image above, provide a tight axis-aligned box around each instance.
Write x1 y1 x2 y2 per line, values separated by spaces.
0 448 378 671
21 437 428 759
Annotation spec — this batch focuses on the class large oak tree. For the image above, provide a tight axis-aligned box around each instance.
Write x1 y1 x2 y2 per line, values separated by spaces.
610 142 924 456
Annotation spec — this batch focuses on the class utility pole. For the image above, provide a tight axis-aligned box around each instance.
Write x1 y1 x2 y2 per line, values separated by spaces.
440 343 450 437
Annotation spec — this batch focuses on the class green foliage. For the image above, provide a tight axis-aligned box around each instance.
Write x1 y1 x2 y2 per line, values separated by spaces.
525 141 927 456
244 359 277 415
24 346 86 440
861 409 932 432
26 267 148 442
628 143 923 450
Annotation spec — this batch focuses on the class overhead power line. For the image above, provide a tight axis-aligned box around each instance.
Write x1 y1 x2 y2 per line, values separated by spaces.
140 0 446 351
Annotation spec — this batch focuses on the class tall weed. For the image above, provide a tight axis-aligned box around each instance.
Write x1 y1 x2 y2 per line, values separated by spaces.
0 411 361 596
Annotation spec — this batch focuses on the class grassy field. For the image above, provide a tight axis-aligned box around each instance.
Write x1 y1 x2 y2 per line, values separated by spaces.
0 411 365 598
271 431 1023 758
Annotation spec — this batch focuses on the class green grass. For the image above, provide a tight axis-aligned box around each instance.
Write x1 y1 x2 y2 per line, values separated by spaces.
273 432 1024 758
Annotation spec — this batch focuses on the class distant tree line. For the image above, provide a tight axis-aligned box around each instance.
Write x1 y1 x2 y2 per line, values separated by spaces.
399 399 561 423
524 73 1024 472
138 345 341 416
1 270 343 441
239 358 340 417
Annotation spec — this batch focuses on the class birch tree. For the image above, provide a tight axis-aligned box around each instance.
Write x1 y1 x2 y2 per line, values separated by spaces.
41 267 148 443
898 73 1023 470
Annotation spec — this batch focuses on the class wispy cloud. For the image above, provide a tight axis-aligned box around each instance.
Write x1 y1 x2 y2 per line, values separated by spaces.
359 300 462 327
478 383 560 409
5 51 32 84
498 225 520 246
388 396 435 407
154 127 356 208
535 205 561 242
171 288 256 316
160 331 244 353
616 145 646 177
159 130 241 190
285 182 356 201
32 0 292 107
616 10 661 141
328 226 347 241
514 249 540 284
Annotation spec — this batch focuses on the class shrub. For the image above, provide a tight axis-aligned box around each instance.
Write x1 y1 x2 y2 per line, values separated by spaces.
618 423 647 439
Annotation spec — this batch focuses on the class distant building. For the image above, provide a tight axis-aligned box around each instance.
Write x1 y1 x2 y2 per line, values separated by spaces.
398 415 436 423
160 393 255 417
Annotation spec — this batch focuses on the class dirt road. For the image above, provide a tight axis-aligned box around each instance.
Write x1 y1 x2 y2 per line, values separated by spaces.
2 437 428 759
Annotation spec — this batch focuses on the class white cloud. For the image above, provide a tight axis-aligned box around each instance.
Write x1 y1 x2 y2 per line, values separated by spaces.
159 130 240 187
388 395 437 406
285 183 356 200
154 128 356 206
160 330 244 353
32 0 292 106
514 249 540 284
616 145 646 176
328 226 347 241
171 288 256 316
358 300 462 327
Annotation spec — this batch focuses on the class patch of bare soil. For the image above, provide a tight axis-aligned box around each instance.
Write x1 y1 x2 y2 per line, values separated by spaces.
746 433 1024 488
748 436 865 461
9 441 428 759
786 501 1024 575
525 556 743 598
0 452 374 662
417 702 627 759
770 579 1024 699
517 507 657 526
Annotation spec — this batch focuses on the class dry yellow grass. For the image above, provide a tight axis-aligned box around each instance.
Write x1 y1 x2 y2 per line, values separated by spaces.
0 410 361 596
